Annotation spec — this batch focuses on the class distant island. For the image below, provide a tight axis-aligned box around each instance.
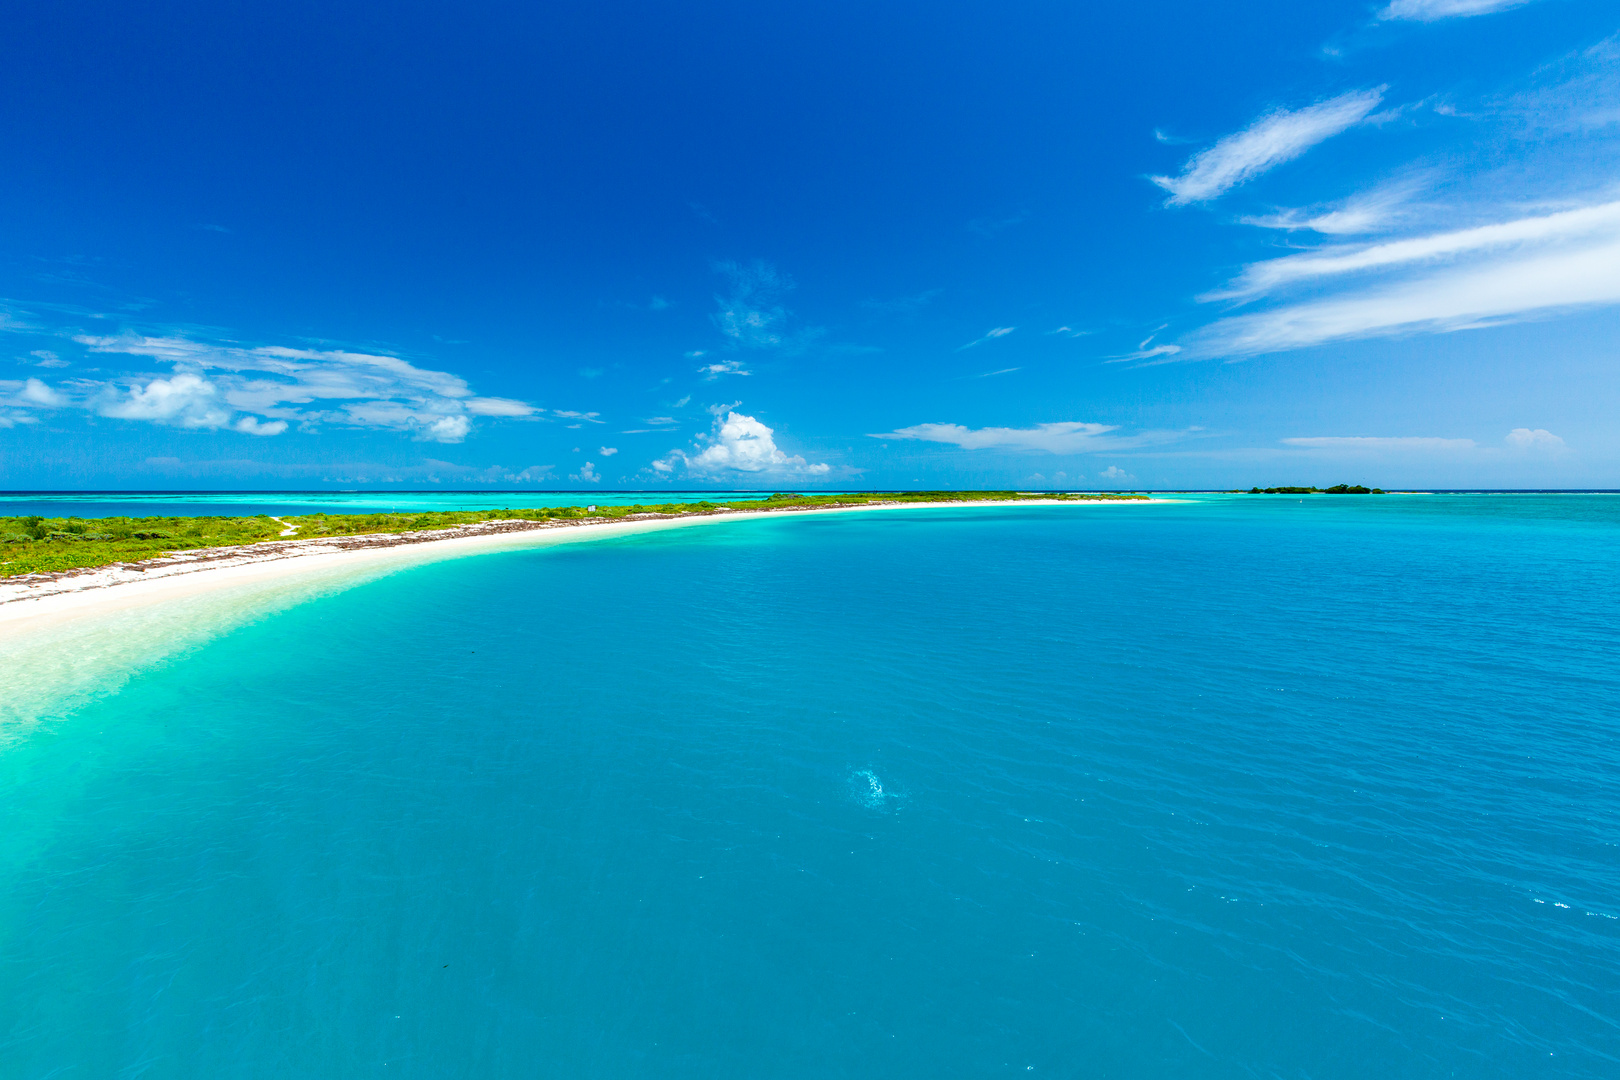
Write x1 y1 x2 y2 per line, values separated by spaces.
1238 485 1386 495
0 490 1149 581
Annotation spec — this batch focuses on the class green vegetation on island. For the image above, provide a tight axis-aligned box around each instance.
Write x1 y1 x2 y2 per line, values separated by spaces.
1239 485 1386 495
0 490 1147 579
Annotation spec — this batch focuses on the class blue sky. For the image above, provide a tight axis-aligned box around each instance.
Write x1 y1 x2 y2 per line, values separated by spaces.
2 0 1617 489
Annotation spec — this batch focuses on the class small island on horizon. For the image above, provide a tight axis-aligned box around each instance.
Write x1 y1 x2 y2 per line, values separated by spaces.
1237 485 1387 495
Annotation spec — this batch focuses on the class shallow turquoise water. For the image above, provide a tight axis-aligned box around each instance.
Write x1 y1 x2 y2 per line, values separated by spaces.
2 497 1617 1077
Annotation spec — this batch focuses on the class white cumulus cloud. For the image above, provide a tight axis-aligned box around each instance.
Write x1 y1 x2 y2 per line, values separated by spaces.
3 377 68 426
1505 427 1565 449
234 415 288 436
98 373 233 429
19 378 67 407
655 411 830 476
1152 89 1385 206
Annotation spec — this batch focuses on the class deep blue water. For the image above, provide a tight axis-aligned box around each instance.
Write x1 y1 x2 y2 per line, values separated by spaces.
2 496 1617 1077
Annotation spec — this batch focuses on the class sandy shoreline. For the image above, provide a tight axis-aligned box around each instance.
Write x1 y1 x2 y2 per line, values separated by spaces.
0 497 1155 637
0 497 1164 728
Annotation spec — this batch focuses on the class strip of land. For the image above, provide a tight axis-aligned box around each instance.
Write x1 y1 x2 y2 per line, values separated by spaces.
0 493 1152 627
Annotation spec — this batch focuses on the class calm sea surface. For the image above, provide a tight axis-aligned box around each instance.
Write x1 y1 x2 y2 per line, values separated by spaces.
2 496 1616 1077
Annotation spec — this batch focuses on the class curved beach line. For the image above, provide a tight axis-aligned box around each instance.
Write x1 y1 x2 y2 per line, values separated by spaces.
0 498 1164 731
0 497 1164 623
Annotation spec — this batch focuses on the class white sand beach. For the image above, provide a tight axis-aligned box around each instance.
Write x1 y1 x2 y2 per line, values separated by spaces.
1 498 1162 627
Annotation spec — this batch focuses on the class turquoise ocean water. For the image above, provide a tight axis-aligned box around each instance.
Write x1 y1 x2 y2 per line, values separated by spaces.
2 495 1617 1077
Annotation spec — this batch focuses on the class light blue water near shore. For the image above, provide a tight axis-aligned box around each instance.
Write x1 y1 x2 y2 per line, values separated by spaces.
3 496 1618 1077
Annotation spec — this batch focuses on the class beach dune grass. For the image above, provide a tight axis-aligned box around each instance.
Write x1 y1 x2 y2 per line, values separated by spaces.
0 491 1145 578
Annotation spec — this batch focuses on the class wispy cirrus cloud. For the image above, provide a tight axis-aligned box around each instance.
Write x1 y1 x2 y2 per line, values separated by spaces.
1188 198 1620 355
957 326 1016 350
1241 178 1424 236
698 359 751 380
861 289 942 315
1108 326 1182 363
1379 0 1535 22
1152 89 1386 206
1281 429 1564 453
1212 199 1620 301
1111 344 1182 364
1503 33 1620 136
1155 33 1620 360
1281 435 1477 452
711 260 820 351
681 261 824 381
967 211 1028 237
872 421 1193 454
